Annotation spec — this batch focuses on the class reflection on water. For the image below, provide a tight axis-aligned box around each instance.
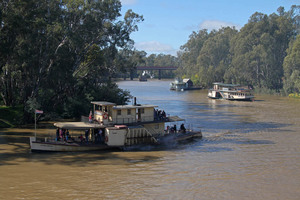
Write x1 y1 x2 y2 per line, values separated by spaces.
1 80 300 200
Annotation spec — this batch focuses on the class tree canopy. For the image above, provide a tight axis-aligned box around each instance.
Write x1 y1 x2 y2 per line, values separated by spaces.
177 6 300 93
0 0 143 121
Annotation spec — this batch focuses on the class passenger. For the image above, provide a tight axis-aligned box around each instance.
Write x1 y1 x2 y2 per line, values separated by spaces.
62 129 66 141
78 134 84 143
66 129 70 141
59 128 63 140
174 125 177 133
85 129 89 143
56 128 59 141
180 124 186 133
166 125 170 134
170 127 174 133
89 111 93 123
162 110 166 120
98 129 103 142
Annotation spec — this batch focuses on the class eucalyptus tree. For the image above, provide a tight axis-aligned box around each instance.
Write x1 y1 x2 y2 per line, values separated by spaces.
0 0 143 119
196 27 237 87
230 6 298 90
178 29 210 82
283 35 300 94
178 27 237 87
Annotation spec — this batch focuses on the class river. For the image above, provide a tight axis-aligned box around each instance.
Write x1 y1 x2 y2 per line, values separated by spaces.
0 80 300 200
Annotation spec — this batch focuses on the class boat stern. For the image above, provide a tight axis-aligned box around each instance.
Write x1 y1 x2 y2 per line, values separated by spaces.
29 136 36 147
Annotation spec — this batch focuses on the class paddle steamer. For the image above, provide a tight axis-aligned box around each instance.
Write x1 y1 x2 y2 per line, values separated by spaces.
30 99 202 151
208 82 254 101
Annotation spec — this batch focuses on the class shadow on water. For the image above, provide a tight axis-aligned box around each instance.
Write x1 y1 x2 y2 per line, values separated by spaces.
0 144 162 167
0 132 276 167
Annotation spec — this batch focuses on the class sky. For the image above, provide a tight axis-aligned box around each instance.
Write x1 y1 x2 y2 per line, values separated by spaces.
120 0 299 56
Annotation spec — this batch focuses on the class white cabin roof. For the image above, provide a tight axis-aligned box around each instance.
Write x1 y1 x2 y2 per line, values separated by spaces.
213 82 240 87
113 104 158 110
91 101 116 106
54 122 105 129
183 78 192 83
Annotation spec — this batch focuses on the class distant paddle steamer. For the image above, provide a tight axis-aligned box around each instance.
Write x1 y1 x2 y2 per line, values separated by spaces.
208 82 254 101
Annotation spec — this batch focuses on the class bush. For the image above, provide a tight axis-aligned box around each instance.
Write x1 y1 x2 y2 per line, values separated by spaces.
288 93 300 99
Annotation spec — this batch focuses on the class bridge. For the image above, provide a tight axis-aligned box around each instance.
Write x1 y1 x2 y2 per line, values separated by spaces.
136 66 179 79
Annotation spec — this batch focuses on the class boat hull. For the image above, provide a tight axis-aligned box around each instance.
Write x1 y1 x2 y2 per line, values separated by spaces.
30 130 202 152
30 137 112 152
226 97 254 101
207 95 221 99
208 95 254 101
158 131 202 144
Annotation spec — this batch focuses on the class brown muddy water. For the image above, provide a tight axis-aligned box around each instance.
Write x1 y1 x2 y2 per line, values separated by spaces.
0 80 300 200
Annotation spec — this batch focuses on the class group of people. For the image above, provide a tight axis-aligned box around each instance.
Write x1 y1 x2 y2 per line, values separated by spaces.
154 109 167 121
78 128 104 144
94 129 104 143
56 127 105 144
165 123 186 134
56 128 70 141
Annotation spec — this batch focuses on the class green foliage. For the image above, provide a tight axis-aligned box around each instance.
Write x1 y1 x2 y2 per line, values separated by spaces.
178 27 238 87
177 6 299 93
0 0 143 122
283 35 300 93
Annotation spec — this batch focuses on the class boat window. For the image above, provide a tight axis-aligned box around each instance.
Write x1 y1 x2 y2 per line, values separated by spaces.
141 108 145 114
117 110 121 115
127 109 131 115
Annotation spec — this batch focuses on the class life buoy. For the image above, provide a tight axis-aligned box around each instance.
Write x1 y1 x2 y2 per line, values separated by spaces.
105 136 108 143
103 113 108 119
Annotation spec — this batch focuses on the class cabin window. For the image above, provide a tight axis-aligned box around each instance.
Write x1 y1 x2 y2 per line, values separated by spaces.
117 110 121 115
141 108 145 114
127 109 131 115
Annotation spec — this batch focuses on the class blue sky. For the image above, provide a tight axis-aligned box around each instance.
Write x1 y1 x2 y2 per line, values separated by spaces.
120 0 299 56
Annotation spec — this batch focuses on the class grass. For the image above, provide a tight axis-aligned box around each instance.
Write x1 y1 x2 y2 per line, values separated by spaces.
0 105 24 128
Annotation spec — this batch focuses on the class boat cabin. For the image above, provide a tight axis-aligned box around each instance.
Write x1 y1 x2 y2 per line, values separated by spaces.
91 101 158 125
212 82 239 91
183 79 193 88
